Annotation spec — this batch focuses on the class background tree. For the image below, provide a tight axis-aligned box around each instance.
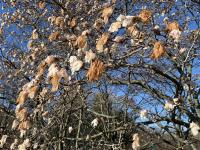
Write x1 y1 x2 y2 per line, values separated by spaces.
0 0 200 149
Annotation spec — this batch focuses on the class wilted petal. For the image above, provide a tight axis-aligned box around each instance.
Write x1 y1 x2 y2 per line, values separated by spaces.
108 22 121 32
85 50 96 63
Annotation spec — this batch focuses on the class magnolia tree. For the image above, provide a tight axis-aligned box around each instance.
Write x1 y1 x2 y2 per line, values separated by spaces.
0 0 200 149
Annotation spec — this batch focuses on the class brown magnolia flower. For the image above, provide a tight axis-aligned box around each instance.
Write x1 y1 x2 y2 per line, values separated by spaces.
75 35 87 49
28 85 39 99
18 120 31 130
36 61 47 77
94 19 104 30
151 41 165 59
69 17 77 28
166 21 180 33
102 7 113 23
38 2 46 9
127 25 139 37
16 91 28 104
50 73 60 92
16 108 28 121
139 9 152 23
96 32 110 53
87 59 105 81
108 21 122 32
48 31 60 42
55 16 64 28
45 55 59 65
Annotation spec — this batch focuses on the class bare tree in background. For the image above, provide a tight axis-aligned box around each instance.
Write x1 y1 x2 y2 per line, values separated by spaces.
0 0 200 149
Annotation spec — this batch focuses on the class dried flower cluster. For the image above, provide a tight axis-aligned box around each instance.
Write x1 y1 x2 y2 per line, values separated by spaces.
15 105 30 137
104 9 152 55
16 81 39 104
15 55 68 139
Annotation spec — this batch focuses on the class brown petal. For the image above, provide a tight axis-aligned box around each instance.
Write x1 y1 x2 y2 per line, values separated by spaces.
166 21 180 32
16 91 28 105
48 31 60 42
96 33 110 53
138 9 152 23
75 35 87 49
51 74 61 92
151 41 165 59
86 59 105 81
102 7 113 23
